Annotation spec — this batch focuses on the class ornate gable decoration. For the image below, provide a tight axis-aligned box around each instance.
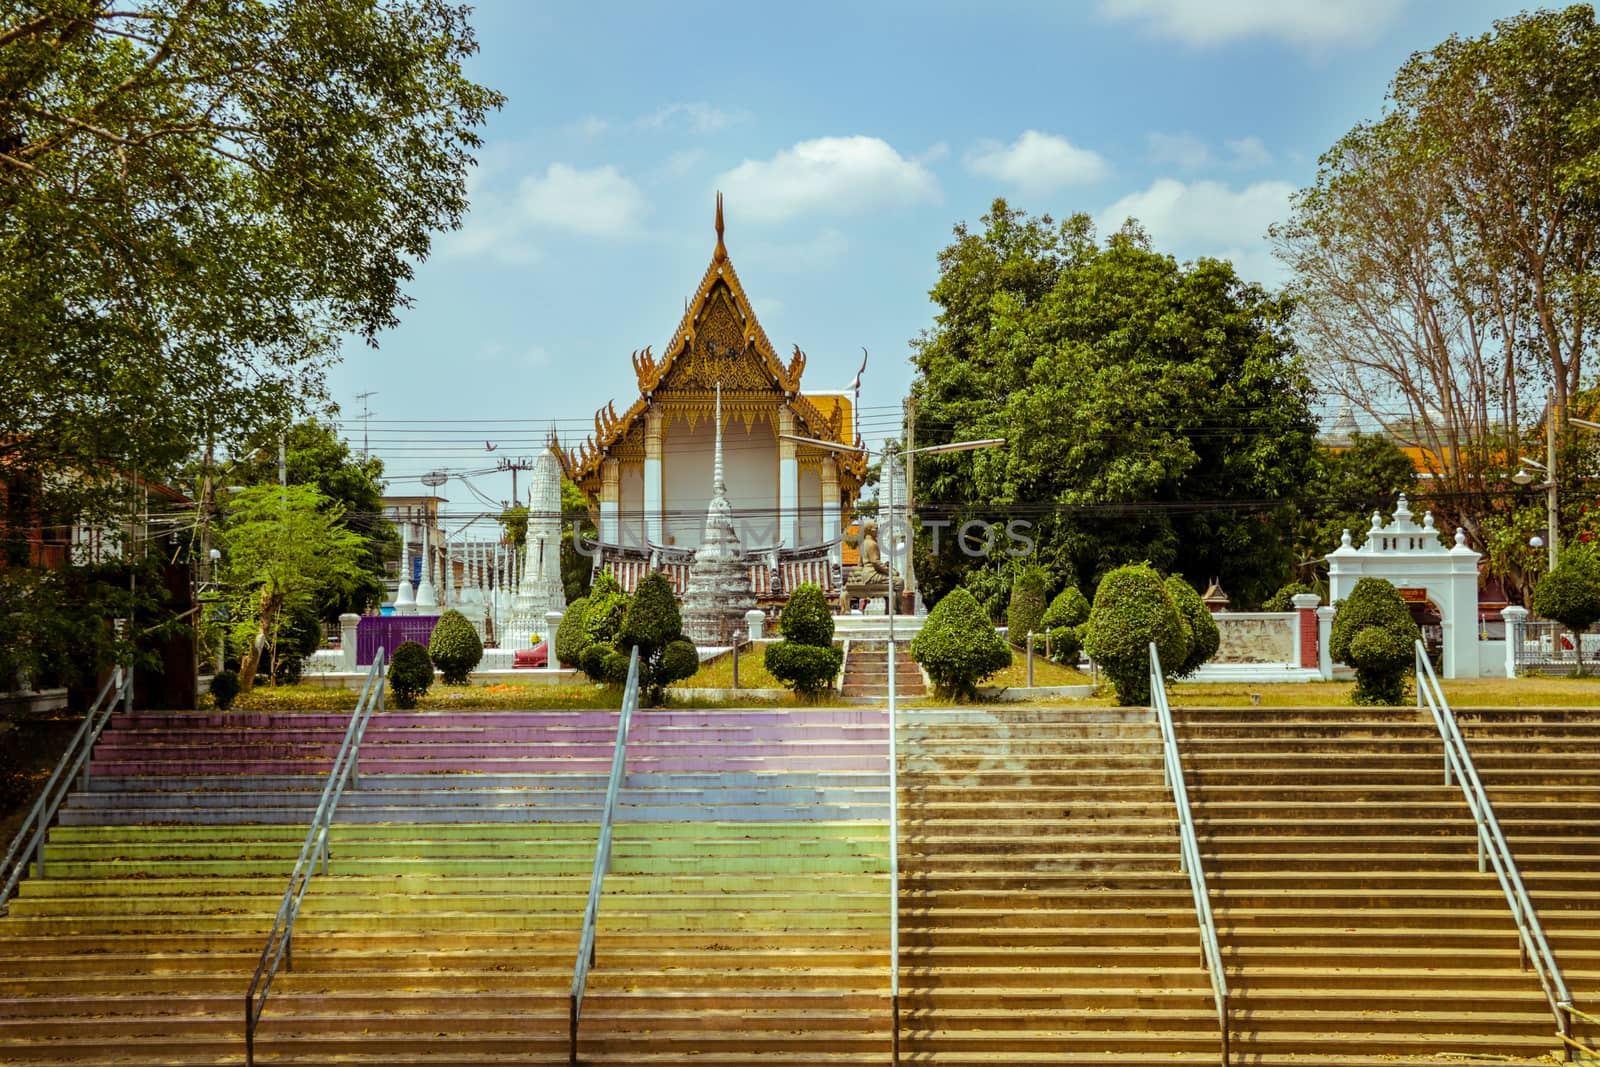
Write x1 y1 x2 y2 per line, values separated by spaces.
563 195 866 487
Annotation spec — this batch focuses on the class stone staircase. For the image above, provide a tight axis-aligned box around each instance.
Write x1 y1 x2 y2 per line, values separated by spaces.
841 641 926 700
896 705 1224 1063
1457 707 1600 1047
574 706 893 1064
1175 704 1593 1065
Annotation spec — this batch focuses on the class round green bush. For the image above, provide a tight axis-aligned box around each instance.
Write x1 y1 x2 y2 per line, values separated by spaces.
1005 565 1050 646
1166 576 1219 679
765 641 843 697
209 669 241 711
554 597 591 668
910 586 1012 701
1082 562 1188 706
388 640 434 709
657 638 701 689
620 571 682 652
1263 581 1318 613
1329 577 1420 706
779 583 835 647
428 609 483 685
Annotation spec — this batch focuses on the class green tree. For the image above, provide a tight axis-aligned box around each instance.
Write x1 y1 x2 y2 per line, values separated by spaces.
1293 433 1418 583
0 0 501 540
1082 562 1189 705
225 420 399 621
1165 575 1219 679
911 201 1318 610
1531 546 1600 675
561 477 594 602
1274 7 1600 544
218 483 367 691
1005 563 1049 647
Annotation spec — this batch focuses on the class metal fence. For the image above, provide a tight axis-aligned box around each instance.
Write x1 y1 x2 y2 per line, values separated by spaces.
1511 620 1600 676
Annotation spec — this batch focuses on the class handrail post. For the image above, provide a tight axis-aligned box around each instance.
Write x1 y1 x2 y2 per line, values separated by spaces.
1026 631 1034 687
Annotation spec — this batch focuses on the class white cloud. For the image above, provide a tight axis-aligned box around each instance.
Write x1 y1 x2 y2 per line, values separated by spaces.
1147 131 1213 171
965 130 1110 194
638 102 742 135
1148 131 1274 171
516 163 646 237
1096 177 1295 283
1225 135 1272 169
716 136 939 224
1098 0 1401 48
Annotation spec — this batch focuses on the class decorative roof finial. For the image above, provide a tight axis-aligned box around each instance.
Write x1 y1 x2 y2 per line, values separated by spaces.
714 191 727 262
713 381 726 495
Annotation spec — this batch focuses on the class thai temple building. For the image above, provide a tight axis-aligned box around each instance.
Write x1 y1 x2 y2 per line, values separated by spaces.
560 196 867 603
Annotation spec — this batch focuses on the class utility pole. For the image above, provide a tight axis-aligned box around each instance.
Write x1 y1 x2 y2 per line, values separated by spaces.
498 455 535 506
355 390 378 457
278 433 287 489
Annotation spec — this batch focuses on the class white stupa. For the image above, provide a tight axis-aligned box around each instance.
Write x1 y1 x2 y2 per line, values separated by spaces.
507 447 567 647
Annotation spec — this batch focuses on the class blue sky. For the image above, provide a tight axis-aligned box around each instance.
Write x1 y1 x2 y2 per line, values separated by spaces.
329 0 1517 518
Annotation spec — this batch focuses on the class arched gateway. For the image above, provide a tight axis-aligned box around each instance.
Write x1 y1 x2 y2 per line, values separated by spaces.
559 196 867 603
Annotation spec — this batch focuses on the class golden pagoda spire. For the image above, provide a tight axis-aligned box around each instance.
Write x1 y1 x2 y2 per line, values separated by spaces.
714 191 727 262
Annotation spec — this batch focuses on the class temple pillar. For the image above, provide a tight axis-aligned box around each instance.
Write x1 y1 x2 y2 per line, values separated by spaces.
821 455 841 565
600 459 620 545
777 408 798 548
644 407 664 545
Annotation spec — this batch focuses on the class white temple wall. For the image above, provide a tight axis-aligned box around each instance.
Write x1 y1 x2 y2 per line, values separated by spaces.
661 412 778 548
618 463 644 548
799 467 822 546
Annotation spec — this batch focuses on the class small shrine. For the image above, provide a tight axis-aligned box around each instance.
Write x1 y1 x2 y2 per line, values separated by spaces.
559 195 867 604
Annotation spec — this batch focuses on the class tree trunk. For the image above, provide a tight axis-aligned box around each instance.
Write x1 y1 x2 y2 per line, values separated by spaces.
237 589 284 694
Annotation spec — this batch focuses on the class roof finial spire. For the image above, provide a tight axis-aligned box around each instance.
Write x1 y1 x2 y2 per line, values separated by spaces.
714 191 727 262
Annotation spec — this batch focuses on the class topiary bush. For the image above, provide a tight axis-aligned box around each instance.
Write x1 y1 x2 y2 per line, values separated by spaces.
1165 575 1219 679
910 586 1012 701
1082 562 1188 706
1005 564 1050 647
388 640 434 709
619 570 697 702
429 609 483 685
209 669 241 711
554 596 591 668
583 571 630 649
765 583 842 698
1532 547 1600 676
1329 577 1421 705
1040 586 1090 664
779 582 835 647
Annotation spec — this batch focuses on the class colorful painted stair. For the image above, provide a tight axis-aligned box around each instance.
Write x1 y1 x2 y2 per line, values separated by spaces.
573 707 894 1064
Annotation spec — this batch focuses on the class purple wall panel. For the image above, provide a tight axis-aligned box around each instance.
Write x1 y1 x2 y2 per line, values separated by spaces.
356 615 440 666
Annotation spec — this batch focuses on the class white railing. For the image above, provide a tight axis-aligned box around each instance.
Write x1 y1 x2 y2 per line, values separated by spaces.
1150 643 1230 1064
1413 641 1594 1057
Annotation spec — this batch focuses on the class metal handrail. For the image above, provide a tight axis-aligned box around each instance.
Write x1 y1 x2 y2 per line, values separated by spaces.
569 647 642 1065
0 666 133 912
244 648 387 1066
1149 643 1230 1065
1413 642 1595 1058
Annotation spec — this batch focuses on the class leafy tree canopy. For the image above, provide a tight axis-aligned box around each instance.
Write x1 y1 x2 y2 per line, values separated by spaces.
911 200 1319 609
0 0 502 515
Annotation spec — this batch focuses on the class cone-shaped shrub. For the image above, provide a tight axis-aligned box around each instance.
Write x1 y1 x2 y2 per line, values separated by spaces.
429 609 483 685
1005 564 1049 646
1083 562 1187 705
620 570 697 703
554 596 591 667
911 586 1011 701
388 640 434 709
